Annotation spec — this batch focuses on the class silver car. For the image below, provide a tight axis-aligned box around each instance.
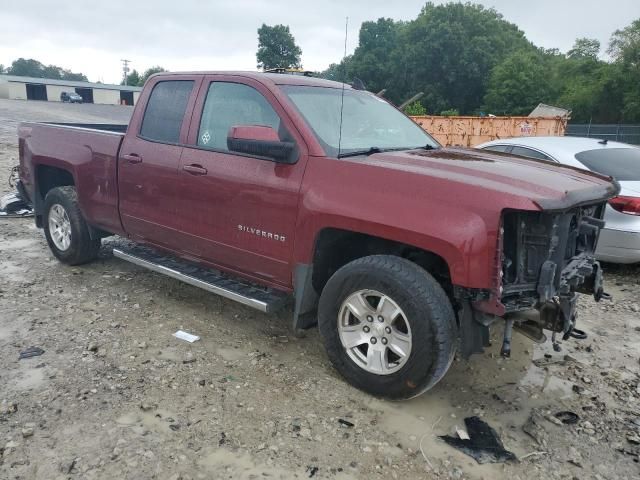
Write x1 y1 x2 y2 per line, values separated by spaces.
477 136 640 264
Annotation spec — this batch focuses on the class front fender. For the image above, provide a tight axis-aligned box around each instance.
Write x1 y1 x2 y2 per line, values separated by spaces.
294 190 499 289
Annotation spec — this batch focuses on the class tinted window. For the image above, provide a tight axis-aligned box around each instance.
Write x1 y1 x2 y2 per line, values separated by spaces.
510 146 553 161
575 148 640 181
198 82 281 151
482 145 510 153
140 80 194 143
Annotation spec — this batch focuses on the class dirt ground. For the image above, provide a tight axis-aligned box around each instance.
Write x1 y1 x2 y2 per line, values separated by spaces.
0 98 639 480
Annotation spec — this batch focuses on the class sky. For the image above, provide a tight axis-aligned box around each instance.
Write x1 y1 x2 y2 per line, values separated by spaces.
1 0 639 85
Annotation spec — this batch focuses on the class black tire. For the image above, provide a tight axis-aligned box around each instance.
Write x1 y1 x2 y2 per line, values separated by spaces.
318 255 457 400
43 186 101 265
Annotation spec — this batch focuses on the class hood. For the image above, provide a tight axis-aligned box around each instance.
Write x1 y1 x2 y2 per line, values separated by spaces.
354 147 619 210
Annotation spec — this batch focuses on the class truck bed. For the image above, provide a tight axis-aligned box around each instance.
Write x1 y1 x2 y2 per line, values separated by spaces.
18 121 127 236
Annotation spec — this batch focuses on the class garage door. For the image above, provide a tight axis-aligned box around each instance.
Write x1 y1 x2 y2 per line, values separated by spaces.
26 84 48 101
120 91 134 106
75 87 94 104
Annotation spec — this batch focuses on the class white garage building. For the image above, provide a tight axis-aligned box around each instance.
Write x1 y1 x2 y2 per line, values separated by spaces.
0 74 142 106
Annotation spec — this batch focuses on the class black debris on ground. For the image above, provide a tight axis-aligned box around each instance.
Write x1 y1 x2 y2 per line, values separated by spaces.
18 346 45 360
0 190 33 218
338 419 354 428
439 416 517 464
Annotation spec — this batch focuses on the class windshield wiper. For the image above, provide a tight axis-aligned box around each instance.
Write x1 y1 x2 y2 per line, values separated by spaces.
391 144 440 152
338 144 439 158
338 147 382 158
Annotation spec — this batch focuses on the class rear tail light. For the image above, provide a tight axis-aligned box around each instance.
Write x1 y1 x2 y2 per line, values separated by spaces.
608 196 640 216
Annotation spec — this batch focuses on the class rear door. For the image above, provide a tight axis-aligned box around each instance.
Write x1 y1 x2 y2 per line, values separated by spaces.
118 76 201 250
177 75 308 288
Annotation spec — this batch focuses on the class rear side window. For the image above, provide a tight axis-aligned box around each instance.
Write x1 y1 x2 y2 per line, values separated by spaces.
197 82 281 151
510 146 554 161
140 80 194 143
575 148 640 181
482 145 510 153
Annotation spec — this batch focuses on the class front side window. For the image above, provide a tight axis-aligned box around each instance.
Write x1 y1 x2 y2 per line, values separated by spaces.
140 80 194 143
282 85 439 157
197 82 281 151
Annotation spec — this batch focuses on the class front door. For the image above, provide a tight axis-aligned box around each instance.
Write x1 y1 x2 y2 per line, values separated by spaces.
177 77 308 288
118 78 199 251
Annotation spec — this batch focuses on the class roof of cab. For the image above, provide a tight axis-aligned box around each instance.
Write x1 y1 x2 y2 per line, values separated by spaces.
150 71 348 89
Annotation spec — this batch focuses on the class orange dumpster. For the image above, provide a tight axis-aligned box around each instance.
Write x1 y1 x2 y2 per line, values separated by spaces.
410 115 568 148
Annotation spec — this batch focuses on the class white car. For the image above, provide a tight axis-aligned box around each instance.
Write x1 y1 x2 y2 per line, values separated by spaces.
477 136 640 264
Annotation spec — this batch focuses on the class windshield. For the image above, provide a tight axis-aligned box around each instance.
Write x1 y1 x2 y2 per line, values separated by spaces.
281 85 439 157
575 148 640 181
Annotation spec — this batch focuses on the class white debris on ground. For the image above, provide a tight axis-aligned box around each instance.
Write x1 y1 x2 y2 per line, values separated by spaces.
173 330 201 343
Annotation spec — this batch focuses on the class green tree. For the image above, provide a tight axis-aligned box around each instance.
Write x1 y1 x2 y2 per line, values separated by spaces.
404 101 427 115
338 3 534 113
568 38 600 59
256 24 302 70
319 58 351 82
439 108 460 116
483 50 554 115
607 18 640 121
608 19 640 65
319 8 636 121
399 3 534 113
551 39 622 123
348 18 402 94
139 66 166 86
59 69 87 81
0 64 5 74
122 69 141 86
7 58 45 77
555 63 625 122
7 58 87 81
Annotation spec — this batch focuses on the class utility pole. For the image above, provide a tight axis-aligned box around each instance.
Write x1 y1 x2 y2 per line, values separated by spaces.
121 59 131 85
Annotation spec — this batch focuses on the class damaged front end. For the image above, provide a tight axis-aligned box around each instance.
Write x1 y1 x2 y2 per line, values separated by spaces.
458 195 615 358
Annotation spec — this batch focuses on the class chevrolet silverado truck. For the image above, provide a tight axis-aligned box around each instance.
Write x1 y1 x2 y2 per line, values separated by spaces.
18 71 619 399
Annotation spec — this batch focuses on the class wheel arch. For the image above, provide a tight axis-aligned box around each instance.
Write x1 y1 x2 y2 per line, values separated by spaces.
34 164 76 227
311 227 453 293
292 226 455 331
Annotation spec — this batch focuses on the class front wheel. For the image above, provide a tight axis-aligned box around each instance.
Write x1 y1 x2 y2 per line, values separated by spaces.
318 255 457 399
43 186 101 265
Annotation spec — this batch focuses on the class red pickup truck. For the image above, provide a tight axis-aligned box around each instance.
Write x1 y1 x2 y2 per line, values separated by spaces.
18 71 618 399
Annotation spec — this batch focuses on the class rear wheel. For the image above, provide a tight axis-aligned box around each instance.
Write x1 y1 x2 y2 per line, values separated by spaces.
318 255 457 399
43 186 101 265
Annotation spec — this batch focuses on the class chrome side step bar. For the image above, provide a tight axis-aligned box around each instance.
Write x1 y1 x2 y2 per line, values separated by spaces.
112 242 289 313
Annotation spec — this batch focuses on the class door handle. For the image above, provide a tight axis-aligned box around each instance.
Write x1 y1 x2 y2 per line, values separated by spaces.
183 164 208 175
123 153 142 164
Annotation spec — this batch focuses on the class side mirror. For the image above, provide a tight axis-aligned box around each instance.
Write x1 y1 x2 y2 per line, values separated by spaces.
227 125 296 163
